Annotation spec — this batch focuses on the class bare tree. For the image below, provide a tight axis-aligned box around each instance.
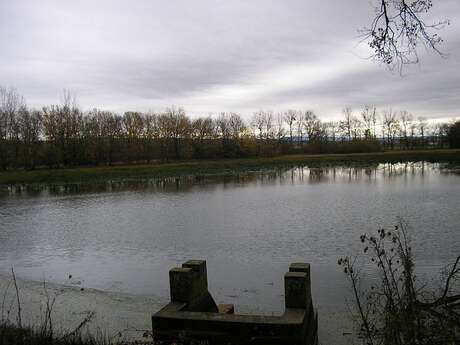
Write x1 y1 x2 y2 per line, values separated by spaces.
228 113 245 140
0 85 455 167
61 89 77 110
191 116 216 159
340 107 354 141
41 90 84 166
325 121 339 143
251 111 266 140
432 122 450 148
0 87 24 168
417 116 428 147
409 121 418 145
362 0 449 70
283 110 297 143
191 116 215 142
382 109 398 148
143 112 160 140
275 112 285 143
361 105 378 139
295 110 305 145
351 117 363 140
216 112 230 141
102 111 122 165
217 112 246 157
123 112 144 139
399 111 414 149
303 111 322 143
0 88 10 169
0 88 11 142
84 109 122 165
264 111 274 140
17 106 42 169
165 106 190 160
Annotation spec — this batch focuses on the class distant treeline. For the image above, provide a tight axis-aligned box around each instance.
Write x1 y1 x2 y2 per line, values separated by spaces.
0 87 459 170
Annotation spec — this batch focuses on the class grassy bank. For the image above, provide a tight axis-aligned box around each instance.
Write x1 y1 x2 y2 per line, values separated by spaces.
0 149 459 186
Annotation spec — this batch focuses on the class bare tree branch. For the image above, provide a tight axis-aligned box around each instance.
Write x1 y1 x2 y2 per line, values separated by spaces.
362 0 450 71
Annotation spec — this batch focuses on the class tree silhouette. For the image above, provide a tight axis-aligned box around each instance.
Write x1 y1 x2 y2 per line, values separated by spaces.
363 0 449 70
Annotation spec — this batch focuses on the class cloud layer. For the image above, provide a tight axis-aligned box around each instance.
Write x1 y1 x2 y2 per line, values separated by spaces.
1 0 459 120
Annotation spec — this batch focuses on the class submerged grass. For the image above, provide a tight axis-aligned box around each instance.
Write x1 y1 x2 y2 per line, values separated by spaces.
0 149 459 186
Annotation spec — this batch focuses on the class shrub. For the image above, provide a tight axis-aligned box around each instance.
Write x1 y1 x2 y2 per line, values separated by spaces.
338 220 460 345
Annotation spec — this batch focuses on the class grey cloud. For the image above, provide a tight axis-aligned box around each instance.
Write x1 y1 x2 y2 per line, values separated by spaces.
0 0 459 119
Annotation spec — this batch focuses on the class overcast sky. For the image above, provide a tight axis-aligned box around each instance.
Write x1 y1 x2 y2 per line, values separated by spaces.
1 0 459 120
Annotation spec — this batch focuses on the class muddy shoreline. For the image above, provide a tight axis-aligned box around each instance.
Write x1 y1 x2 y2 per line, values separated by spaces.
0 273 358 344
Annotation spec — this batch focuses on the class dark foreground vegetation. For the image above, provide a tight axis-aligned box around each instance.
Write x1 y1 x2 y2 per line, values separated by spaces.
1 88 459 172
339 220 460 345
0 323 111 345
0 323 206 345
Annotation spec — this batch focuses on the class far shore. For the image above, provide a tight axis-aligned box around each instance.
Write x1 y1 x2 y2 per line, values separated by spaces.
0 149 459 186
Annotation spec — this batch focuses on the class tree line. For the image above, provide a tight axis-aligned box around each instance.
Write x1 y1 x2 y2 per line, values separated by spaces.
0 87 458 170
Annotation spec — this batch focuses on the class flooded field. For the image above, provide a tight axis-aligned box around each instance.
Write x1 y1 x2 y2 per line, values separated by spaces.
1 161 459 342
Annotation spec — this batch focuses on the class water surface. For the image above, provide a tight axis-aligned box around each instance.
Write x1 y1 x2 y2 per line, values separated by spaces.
0 161 459 317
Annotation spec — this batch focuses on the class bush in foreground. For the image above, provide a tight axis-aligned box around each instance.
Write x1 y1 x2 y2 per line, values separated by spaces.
339 220 460 345
0 322 111 345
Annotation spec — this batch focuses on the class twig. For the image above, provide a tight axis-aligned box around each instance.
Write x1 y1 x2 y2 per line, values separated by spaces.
11 268 22 329
61 311 96 339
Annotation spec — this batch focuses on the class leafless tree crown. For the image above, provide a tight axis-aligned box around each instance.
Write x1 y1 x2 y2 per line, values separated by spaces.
363 0 449 70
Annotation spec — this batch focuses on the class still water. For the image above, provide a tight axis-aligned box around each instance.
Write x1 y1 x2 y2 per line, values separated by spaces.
0 162 459 315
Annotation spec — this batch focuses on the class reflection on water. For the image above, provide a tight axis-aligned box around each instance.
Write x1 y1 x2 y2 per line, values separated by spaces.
0 161 459 315
2 161 458 197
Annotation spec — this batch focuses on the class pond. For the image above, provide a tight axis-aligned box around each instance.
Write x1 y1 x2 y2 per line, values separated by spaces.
0 161 459 319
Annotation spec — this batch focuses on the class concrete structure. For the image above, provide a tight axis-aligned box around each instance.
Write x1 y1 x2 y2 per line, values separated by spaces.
152 260 318 344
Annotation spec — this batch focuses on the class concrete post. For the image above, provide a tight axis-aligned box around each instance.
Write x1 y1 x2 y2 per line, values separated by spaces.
290 262 311 305
169 260 216 312
285 262 312 309
169 267 194 303
182 260 208 292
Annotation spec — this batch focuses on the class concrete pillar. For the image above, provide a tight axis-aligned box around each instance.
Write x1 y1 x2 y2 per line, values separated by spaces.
290 262 311 305
169 267 194 303
182 260 208 292
169 260 210 304
285 262 312 309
